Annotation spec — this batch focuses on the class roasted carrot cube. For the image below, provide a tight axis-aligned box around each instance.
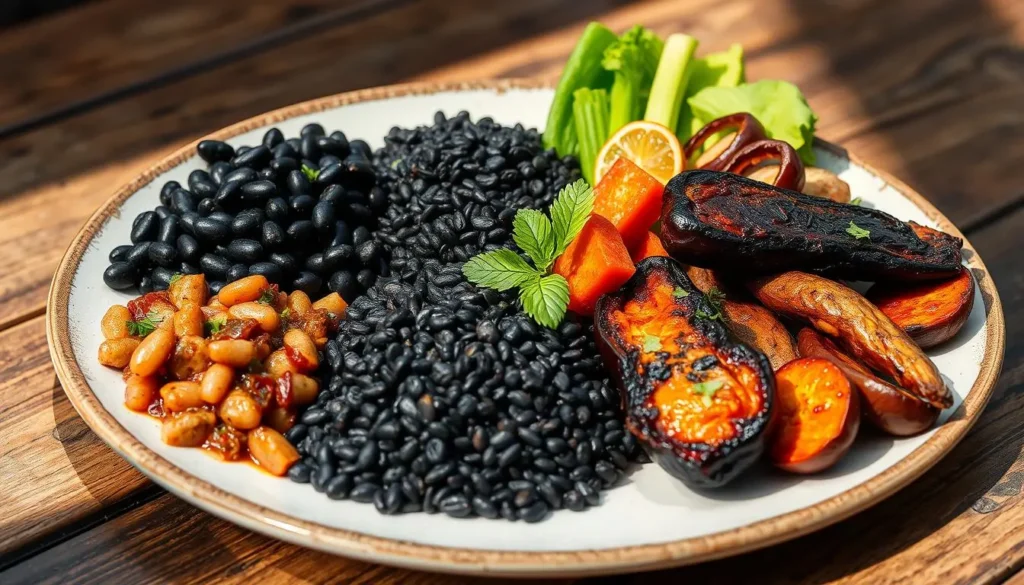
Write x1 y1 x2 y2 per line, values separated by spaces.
593 157 666 253
630 231 670 262
554 215 636 316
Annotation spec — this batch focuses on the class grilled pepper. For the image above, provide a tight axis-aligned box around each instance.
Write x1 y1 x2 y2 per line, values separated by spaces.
660 170 963 282
594 257 774 488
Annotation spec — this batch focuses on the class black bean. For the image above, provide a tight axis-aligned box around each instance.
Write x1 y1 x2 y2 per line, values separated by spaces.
301 135 321 160
262 128 284 149
312 200 335 233
176 234 200 262
225 239 263 263
231 209 263 237
240 179 276 203
193 217 230 244
130 211 159 244
292 271 322 295
188 169 217 198
197 140 234 163
261 221 286 250
517 501 548 523
103 262 136 290
350 483 379 503
108 244 132 263
157 216 179 245
227 263 248 283
290 194 316 218
248 261 283 283
233 144 271 169
265 197 290 222
147 242 177 267
269 252 298 276
198 254 230 279
125 242 152 268
287 170 311 196
159 181 180 206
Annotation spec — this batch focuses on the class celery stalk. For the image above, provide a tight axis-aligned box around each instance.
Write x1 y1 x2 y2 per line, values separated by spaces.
543 22 618 155
643 34 699 131
603 26 663 135
572 88 610 184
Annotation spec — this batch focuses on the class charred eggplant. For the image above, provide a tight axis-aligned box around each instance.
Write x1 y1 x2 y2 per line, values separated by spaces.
660 170 963 282
594 257 775 488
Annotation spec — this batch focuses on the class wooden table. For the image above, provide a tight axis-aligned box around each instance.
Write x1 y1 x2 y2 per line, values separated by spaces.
0 0 1021 582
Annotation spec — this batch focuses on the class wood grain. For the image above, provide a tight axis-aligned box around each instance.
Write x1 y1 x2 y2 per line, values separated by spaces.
0 317 148 557
0 0 1021 328
0 493 572 585
615 208 1024 585
0 0 366 133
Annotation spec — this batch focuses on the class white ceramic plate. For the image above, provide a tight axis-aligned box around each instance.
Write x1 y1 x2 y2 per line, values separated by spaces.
48 81 1005 577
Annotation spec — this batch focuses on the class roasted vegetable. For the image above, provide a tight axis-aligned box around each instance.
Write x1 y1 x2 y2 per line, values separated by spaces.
802 167 851 203
553 214 636 316
631 231 670 262
594 257 774 488
867 266 975 349
797 328 939 436
592 157 666 253
660 170 963 282
684 113 766 171
721 139 805 191
685 267 797 370
749 271 951 409
770 357 859 473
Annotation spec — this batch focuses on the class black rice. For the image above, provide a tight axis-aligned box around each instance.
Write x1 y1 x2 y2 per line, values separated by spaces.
291 111 643 520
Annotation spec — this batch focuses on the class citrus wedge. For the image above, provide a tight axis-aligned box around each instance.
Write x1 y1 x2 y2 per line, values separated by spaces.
595 120 684 185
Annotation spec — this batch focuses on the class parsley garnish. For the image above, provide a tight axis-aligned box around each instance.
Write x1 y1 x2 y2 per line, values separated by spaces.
672 287 689 299
280 308 291 320
300 163 321 182
693 380 724 397
463 179 594 328
642 333 662 352
126 310 164 337
846 221 871 240
696 287 725 321
205 315 227 335
849 197 862 206
257 288 276 305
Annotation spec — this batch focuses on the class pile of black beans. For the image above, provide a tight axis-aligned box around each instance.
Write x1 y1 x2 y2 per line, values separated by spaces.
102 123 384 299
287 112 643 522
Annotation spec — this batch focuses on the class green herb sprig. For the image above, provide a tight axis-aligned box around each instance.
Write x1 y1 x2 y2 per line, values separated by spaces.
205 315 227 335
300 163 321 182
696 287 725 321
126 311 164 337
463 179 594 328
849 197 862 206
846 221 870 240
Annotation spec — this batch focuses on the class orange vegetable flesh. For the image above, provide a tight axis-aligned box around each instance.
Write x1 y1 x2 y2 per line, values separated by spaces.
608 270 764 446
631 231 670 263
592 157 666 253
770 358 852 464
554 215 636 316
868 267 973 333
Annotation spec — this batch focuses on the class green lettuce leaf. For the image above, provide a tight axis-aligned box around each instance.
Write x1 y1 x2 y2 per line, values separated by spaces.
687 79 818 164
677 43 745 141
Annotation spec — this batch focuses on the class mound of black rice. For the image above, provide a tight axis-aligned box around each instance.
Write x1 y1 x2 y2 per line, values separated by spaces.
286 112 643 521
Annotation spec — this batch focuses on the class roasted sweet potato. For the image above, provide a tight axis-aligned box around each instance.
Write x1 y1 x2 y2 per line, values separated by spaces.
770 357 859 474
866 267 975 349
595 257 775 488
685 267 797 370
631 231 670 262
592 157 666 253
749 271 951 409
660 170 963 282
553 214 636 316
797 329 939 436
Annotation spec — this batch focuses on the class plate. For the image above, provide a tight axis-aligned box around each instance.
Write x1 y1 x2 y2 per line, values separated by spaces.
47 80 1005 577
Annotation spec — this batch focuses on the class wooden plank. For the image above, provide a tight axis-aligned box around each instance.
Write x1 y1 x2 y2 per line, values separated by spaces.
0 317 149 556
0 0 365 133
0 493 573 585
610 208 1024 585
0 0 1021 329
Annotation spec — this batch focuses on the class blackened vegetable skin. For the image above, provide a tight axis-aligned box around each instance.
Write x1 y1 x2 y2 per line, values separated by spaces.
594 257 775 488
660 170 963 282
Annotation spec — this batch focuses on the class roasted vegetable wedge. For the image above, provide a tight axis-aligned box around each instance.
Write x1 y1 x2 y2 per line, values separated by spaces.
631 231 670 262
595 257 774 488
770 357 859 473
685 266 797 370
660 170 963 282
797 329 939 436
749 271 951 409
554 214 636 316
867 266 975 348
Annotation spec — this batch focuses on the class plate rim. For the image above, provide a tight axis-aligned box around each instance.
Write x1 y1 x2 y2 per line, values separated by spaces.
46 79 1006 577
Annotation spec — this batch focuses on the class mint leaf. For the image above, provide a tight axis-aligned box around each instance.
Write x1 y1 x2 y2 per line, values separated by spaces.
463 249 539 291
846 221 870 240
127 310 164 337
693 379 724 396
520 273 570 329
550 179 595 257
513 209 556 270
